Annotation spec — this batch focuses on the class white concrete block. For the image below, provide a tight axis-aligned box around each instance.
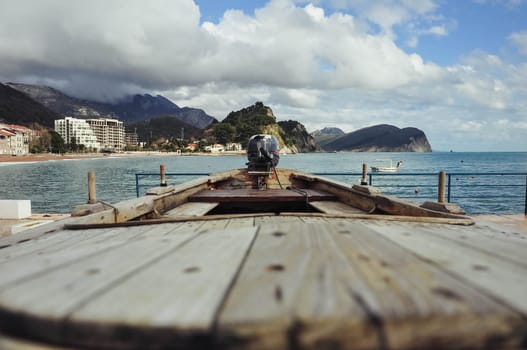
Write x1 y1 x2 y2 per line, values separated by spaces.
0 200 32 219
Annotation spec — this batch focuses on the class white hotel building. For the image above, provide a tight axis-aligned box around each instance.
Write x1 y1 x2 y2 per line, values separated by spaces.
54 117 101 151
55 117 125 152
86 118 125 152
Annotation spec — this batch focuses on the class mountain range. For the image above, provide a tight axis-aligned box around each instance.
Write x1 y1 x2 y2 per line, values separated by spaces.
1 82 432 152
0 83 60 128
5 82 217 130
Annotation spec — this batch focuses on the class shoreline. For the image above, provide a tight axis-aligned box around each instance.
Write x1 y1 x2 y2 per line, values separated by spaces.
0 151 246 165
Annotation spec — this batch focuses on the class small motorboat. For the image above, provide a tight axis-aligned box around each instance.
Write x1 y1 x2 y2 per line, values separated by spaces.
371 159 403 172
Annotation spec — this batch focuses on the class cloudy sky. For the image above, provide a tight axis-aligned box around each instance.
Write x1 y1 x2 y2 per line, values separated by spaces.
1 0 526 151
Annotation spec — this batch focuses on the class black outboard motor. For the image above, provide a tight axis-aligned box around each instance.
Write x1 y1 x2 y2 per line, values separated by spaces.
247 134 280 172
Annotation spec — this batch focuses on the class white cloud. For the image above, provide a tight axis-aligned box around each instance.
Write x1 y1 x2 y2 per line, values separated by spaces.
426 25 447 36
509 31 527 56
0 0 526 151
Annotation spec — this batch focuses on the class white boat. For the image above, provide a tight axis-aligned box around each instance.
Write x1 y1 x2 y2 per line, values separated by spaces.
371 159 403 172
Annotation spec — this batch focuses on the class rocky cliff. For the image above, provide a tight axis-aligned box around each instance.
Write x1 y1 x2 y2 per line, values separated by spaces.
212 102 318 153
324 124 432 152
278 120 320 153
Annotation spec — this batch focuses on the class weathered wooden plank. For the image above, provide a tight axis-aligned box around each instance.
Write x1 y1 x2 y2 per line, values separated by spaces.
217 217 377 350
0 226 113 265
189 189 335 203
308 200 366 215
278 212 475 225
70 196 156 225
0 216 76 248
52 226 257 348
0 223 209 347
291 172 352 191
0 224 199 317
474 216 527 243
324 218 526 350
224 217 256 229
404 222 527 268
69 177 212 226
152 180 210 214
0 223 191 288
0 231 83 264
146 185 175 195
218 217 525 349
367 220 527 315
162 202 219 217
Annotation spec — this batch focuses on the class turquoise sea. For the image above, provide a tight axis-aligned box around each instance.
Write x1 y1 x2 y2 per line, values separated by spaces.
1 152 526 214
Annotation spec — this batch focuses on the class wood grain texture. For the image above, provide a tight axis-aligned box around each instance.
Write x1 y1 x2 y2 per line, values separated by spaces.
0 215 526 349
367 220 527 316
162 202 219 217
326 218 525 350
308 200 366 215
217 217 377 350
64 226 257 349
189 189 335 203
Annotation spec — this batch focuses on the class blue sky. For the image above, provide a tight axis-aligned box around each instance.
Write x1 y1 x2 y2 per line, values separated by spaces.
196 0 527 65
1 0 526 151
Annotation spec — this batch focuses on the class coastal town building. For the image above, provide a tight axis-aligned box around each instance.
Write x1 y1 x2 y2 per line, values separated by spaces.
125 130 139 146
0 124 31 155
85 118 125 152
225 142 243 152
205 143 225 153
186 143 198 151
54 117 100 151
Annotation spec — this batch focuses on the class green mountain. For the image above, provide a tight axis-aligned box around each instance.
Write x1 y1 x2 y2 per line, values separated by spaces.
211 102 319 152
0 83 60 128
324 124 432 152
311 127 345 148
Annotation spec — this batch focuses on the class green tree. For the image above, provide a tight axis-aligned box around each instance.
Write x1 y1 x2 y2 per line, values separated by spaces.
50 131 66 154
214 123 236 144
68 137 78 152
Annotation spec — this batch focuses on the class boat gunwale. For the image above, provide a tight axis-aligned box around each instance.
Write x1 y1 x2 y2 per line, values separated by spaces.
60 168 474 229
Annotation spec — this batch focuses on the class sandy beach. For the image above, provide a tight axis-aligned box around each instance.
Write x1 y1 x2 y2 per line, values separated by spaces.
0 153 106 164
0 151 246 165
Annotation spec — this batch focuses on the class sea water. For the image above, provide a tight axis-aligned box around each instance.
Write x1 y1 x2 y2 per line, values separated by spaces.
0 152 526 214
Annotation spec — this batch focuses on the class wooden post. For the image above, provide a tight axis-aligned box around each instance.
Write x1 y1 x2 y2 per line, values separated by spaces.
438 171 446 203
361 163 368 185
160 164 167 187
88 171 96 204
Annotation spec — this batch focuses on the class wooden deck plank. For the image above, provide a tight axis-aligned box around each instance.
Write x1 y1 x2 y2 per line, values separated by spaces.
1 214 526 349
162 202 219 217
474 216 527 242
217 217 377 350
323 218 525 350
189 189 336 203
60 226 257 348
309 200 366 215
0 229 82 264
367 220 527 315
219 217 525 350
0 216 77 247
224 217 256 229
0 222 194 288
0 224 199 322
403 222 527 268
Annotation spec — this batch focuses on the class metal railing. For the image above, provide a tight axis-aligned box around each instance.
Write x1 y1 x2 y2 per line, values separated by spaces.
135 171 527 215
